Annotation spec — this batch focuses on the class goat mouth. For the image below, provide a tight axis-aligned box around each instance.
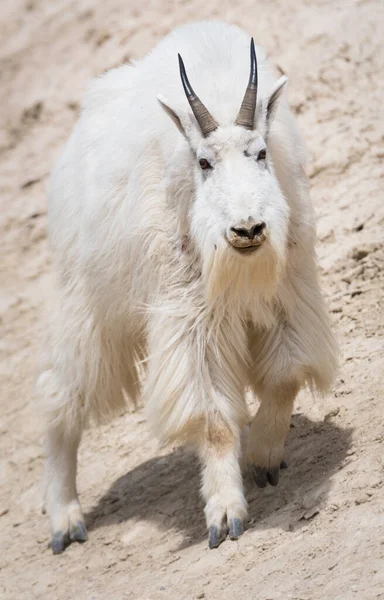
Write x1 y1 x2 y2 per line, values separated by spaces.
224 233 266 255
231 244 261 254
224 236 263 254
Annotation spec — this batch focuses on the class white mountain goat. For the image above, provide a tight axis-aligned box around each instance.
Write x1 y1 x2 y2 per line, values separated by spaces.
39 20 338 553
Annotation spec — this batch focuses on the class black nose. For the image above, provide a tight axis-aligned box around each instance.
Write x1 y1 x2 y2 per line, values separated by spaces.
230 221 266 241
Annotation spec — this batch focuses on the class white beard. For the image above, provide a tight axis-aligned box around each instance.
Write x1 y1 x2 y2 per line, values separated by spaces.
202 240 286 329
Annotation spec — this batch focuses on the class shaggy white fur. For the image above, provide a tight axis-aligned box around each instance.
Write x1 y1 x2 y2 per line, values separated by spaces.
39 20 338 553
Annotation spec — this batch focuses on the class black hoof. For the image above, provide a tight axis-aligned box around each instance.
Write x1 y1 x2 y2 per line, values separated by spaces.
228 518 244 540
70 522 88 543
51 531 70 555
51 522 88 554
208 525 227 549
267 467 279 486
249 465 268 488
249 462 286 488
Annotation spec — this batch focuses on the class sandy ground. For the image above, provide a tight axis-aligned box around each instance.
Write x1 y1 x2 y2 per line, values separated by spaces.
0 0 384 598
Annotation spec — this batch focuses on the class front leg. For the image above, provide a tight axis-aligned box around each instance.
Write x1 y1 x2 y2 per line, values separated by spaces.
197 414 247 548
247 380 299 487
144 302 250 548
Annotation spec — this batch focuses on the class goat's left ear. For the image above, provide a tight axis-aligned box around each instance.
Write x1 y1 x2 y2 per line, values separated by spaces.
266 75 288 126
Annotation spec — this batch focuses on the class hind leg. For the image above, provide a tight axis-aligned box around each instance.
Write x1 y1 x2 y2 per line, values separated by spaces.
39 362 88 554
44 411 87 554
247 380 299 488
39 294 131 553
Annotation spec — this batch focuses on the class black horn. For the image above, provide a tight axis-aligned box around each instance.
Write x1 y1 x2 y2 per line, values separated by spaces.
178 54 218 137
235 38 258 130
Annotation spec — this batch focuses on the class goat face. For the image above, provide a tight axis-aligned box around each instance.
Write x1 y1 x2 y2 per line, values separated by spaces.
191 125 289 265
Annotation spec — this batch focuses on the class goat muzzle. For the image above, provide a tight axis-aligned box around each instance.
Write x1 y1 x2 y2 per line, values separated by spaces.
226 221 267 252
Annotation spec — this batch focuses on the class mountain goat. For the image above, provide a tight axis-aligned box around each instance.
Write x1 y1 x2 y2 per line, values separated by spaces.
39 20 338 553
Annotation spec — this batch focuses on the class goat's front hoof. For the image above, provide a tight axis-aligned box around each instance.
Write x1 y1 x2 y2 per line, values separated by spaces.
208 525 228 549
208 517 245 548
249 461 287 488
205 493 247 549
50 521 88 554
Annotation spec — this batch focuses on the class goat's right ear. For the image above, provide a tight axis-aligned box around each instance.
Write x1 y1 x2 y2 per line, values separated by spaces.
265 76 288 126
157 94 189 140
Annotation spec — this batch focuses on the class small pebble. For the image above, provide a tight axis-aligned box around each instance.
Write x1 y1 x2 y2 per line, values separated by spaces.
351 247 369 261
355 492 371 505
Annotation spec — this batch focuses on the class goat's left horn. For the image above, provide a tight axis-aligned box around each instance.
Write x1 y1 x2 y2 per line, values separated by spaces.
235 38 258 130
178 54 218 137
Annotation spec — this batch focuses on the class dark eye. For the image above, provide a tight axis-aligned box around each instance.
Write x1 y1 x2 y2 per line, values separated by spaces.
199 158 211 170
257 148 267 161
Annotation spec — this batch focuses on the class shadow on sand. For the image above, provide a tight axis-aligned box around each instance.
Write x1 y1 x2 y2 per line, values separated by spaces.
85 413 352 548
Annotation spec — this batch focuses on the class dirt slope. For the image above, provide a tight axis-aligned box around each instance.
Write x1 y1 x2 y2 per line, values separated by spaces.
0 0 383 598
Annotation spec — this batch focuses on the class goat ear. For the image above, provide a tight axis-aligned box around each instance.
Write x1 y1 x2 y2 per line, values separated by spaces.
266 76 288 126
157 94 189 140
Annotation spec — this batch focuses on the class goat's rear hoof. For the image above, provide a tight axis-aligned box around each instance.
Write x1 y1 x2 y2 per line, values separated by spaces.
249 460 287 488
70 521 88 543
208 525 228 549
50 521 88 554
249 465 268 488
228 518 244 540
51 531 70 554
267 467 280 486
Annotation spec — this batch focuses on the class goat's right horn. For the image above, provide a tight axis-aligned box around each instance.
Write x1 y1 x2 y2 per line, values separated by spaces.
178 54 218 137
235 38 258 130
